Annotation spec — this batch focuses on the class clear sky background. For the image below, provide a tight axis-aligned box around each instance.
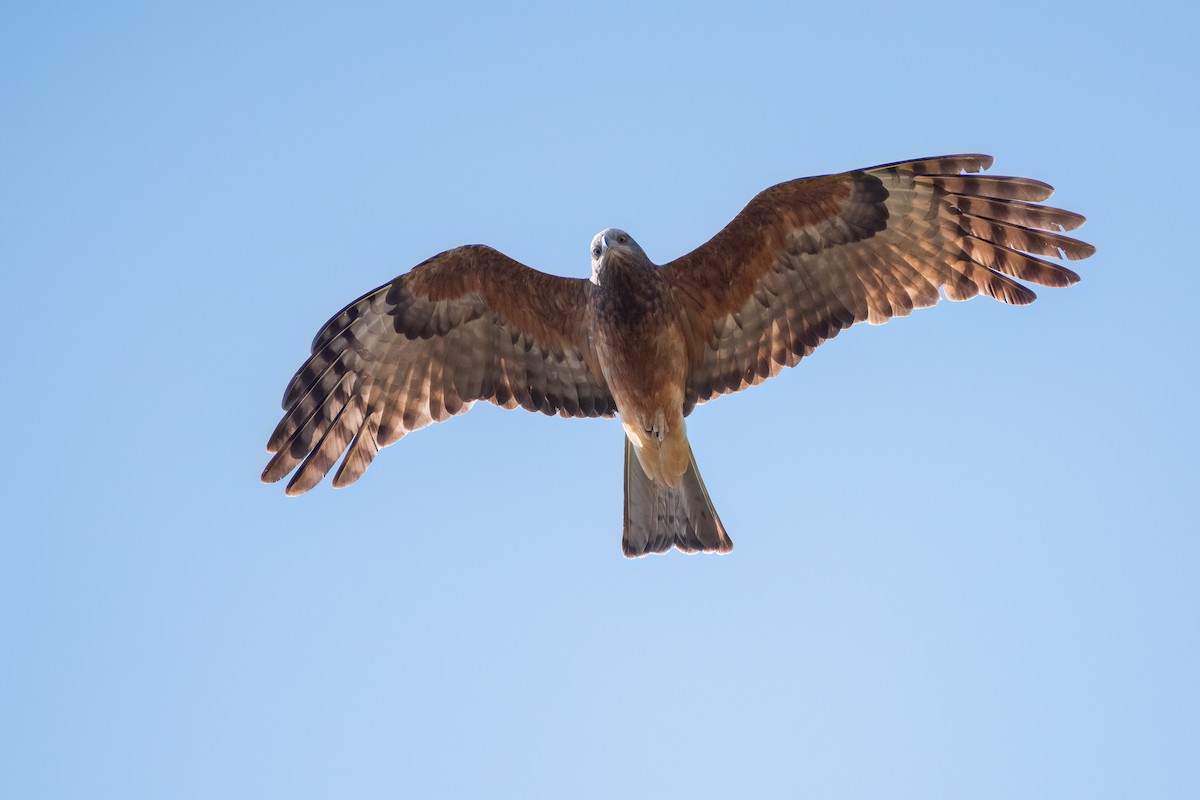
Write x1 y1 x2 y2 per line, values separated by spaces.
3 1 1197 798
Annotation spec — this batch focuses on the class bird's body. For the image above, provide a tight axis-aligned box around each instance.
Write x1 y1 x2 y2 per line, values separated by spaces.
263 154 1094 557
587 230 729 554
590 236 688 482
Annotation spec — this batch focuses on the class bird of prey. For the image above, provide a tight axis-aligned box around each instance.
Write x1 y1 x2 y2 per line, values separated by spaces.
262 154 1093 557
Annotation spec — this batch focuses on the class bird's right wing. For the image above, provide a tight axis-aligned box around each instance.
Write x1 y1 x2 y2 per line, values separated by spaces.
662 155 1094 413
263 245 615 495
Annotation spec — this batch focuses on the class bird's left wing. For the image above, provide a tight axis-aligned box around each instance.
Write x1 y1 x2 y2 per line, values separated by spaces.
661 154 1095 413
263 245 614 494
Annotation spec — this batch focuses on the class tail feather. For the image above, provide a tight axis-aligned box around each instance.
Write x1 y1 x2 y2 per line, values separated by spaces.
622 439 733 558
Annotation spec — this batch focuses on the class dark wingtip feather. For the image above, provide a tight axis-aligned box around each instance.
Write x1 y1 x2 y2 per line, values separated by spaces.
1065 240 1097 261
922 174 1056 202
261 450 293 484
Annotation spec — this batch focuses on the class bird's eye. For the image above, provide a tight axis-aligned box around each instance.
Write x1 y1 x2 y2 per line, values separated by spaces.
592 246 601 258
617 234 628 244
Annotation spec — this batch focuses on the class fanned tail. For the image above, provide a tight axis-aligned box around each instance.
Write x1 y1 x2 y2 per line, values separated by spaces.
622 438 733 558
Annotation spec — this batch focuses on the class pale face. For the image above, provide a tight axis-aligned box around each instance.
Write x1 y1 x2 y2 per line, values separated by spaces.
590 227 645 284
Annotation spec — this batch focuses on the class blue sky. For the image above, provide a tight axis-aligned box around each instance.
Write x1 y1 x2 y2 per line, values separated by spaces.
3 1 1197 797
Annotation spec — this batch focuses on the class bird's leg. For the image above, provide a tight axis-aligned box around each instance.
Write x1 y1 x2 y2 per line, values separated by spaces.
644 409 668 445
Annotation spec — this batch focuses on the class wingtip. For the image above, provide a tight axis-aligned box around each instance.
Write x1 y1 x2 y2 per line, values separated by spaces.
260 460 284 484
1060 212 1087 232
1069 241 1097 261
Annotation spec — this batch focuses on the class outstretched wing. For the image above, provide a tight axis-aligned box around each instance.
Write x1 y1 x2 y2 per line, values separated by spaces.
662 154 1095 413
263 245 615 495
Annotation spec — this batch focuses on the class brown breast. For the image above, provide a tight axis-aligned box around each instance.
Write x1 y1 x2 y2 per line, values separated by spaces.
590 252 688 431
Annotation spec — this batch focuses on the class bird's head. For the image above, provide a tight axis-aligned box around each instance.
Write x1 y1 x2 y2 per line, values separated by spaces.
590 228 649 284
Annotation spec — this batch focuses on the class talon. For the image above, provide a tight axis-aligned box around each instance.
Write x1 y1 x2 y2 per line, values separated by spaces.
643 410 669 443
